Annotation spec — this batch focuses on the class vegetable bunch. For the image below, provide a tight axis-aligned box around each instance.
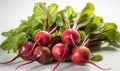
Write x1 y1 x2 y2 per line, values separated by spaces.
0 2 120 71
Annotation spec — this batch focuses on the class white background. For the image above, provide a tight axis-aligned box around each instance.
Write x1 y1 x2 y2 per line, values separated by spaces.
0 0 120 71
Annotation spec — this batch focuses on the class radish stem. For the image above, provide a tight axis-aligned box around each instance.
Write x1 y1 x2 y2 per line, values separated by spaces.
0 54 19 64
15 58 37 71
49 26 58 35
73 14 81 30
70 35 78 48
87 61 112 70
46 14 49 31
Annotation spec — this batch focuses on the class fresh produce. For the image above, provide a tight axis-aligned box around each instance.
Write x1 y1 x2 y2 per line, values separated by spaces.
0 2 120 71
62 29 80 46
0 42 34 64
52 43 69 71
71 46 111 70
15 46 51 71
25 26 58 58
52 43 69 61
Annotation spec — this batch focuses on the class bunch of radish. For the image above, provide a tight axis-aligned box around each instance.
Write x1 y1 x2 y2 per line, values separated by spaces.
0 14 111 71
1 2 120 71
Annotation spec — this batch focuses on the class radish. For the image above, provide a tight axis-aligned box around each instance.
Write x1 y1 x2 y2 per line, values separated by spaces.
71 46 111 70
34 31 51 46
52 43 69 71
15 46 51 71
62 29 80 46
18 42 34 60
34 26 58 46
25 26 58 57
33 46 51 64
0 42 34 64
52 43 69 61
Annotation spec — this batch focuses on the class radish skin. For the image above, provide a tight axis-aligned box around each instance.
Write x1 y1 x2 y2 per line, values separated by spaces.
71 46 111 70
62 29 80 46
34 31 51 46
52 43 69 61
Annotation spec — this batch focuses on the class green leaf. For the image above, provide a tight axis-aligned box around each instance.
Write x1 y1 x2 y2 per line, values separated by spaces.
62 6 76 27
0 39 12 52
28 15 41 29
2 29 15 37
101 30 120 45
0 32 28 53
59 26 66 36
48 3 58 15
48 12 57 29
90 54 103 62
34 2 47 19
85 23 98 33
35 16 44 24
77 2 94 28
85 15 103 34
79 31 86 41
93 16 103 26
66 6 76 19
47 3 58 29
97 23 120 45
51 31 60 39
102 23 117 31
56 12 64 26
78 14 94 28
81 2 94 16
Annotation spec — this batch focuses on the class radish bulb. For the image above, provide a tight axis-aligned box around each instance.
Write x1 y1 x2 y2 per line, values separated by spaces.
71 46 111 70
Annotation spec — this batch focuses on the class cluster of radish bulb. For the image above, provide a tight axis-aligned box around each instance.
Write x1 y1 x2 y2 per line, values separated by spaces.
0 17 111 71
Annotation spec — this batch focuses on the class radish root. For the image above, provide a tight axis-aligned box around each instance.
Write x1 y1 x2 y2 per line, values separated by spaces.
0 54 19 64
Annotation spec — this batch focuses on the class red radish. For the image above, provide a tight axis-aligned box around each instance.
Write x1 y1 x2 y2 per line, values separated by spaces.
34 26 58 46
52 43 69 71
25 26 58 57
33 46 51 64
15 46 51 71
52 43 69 61
71 46 111 70
62 29 80 46
34 31 51 46
18 42 34 60
0 42 34 64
